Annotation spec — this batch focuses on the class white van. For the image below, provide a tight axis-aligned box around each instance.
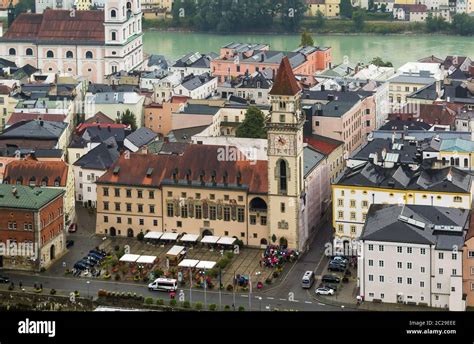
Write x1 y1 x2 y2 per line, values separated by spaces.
301 271 315 289
148 278 178 292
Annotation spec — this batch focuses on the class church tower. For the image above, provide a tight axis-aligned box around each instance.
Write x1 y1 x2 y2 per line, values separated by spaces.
267 57 305 250
104 0 144 74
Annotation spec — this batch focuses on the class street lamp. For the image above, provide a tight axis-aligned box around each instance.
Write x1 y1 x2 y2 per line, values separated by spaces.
86 280 91 299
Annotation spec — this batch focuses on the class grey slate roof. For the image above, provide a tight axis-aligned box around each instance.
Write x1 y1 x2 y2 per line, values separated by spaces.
379 120 432 131
361 204 468 250
407 82 439 101
73 137 120 170
180 104 220 116
180 73 215 91
168 125 209 143
338 162 471 193
0 120 67 140
352 138 427 165
388 74 436 85
303 146 325 177
125 127 158 148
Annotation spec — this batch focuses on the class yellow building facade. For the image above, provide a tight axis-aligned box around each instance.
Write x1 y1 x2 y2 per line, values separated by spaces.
306 0 340 17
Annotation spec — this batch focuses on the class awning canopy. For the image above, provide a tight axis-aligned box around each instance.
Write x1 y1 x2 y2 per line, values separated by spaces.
144 231 163 239
200 235 220 244
136 255 157 264
119 254 140 263
178 259 200 268
217 236 236 245
180 234 200 242
196 261 216 269
166 245 185 256
161 232 180 241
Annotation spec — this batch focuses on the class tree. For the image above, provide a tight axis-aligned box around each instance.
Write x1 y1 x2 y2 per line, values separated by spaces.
368 0 375 12
451 13 474 36
118 109 137 131
280 0 307 32
300 29 314 46
426 13 448 33
340 0 353 18
380 3 387 12
14 0 35 15
352 9 366 31
235 106 267 139
370 57 393 67
314 10 326 29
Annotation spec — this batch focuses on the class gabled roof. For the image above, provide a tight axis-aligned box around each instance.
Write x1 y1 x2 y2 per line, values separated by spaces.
361 204 468 250
0 184 64 210
2 10 105 44
0 120 67 140
6 113 66 126
304 134 343 155
97 145 268 194
73 137 120 171
84 112 115 124
125 127 158 148
269 57 301 96
4 157 68 187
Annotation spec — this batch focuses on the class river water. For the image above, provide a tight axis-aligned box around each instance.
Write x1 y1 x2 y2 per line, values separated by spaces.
144 31 474 67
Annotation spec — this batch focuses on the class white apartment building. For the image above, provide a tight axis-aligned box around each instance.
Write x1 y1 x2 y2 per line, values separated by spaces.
333 163 473 241
173 73 218 100
358 204 467 311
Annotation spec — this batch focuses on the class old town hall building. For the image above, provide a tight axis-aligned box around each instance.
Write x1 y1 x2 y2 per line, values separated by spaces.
95 58 325 251
0 0 144 83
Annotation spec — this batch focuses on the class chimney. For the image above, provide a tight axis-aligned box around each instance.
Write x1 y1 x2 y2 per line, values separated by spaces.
11 186 17 196
39 120 44 126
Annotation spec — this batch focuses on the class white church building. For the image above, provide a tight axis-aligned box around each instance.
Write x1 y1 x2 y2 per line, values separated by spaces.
0 0 144 83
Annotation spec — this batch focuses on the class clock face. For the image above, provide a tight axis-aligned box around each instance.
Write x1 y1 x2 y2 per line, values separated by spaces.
276 135 289 148
271 134 294 155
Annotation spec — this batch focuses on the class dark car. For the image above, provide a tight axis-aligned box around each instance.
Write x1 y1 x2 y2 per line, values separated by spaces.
88 252 104 261
84 256 99 264
322 274 341 284
328 261 347 272
89 250 106 258
73 262 88 270
0 275 10 283
66 240 74 248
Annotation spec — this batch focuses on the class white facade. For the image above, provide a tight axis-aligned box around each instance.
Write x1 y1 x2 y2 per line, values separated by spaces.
2 1 144 83
73 165 103 206
332 185 472 240
174 76 218 100
397 62 446 81
35 0 75 13
359 240 465 310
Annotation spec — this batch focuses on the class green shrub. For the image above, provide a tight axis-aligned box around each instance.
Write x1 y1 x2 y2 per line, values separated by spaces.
145 297 154 305
224 305 231 311
137 232 145 241
170 299 177 306
195 302 203 310
156 298 164 305
225 251 234 260
182 300 191 308
238 306 245 312
208 304 217 311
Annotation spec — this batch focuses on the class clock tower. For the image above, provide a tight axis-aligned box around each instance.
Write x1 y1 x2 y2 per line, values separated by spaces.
266 57 305 250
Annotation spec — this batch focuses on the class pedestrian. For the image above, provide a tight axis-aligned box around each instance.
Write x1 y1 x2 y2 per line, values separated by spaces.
19 281 22 289
232 303 235 311
40 283 43 290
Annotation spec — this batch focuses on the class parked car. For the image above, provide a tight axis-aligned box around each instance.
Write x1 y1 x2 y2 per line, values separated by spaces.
78 259 94 268
331 256 349 265
0 275 10 283
68 223 77 233
88 252 104 261
319 283 337 292
85 256 100 264
329 259 347 268
315 287 335 296
73 262 88 270
322 274 341 284
328 262 346 272
66 240 74 248
89 250 106 257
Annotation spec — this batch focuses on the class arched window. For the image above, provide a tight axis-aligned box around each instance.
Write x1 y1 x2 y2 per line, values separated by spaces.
46 50 54 58
85 51 93 59
26 48 33 56
54 177 61 187
110 9 117 18
279 160 287 194
66 51 73 59
8 48 16 55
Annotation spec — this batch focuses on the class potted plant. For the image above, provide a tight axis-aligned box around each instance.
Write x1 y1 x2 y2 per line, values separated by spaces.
169 299 177 307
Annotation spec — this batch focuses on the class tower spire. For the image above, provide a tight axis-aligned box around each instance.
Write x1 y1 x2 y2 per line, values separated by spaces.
269 56 301 96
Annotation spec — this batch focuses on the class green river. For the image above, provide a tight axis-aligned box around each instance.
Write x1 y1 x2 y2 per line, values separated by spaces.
144 31 474 67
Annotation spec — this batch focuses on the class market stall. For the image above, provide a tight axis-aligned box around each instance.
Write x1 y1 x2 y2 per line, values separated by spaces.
166 245 186 266
119 254 140 263
136 255 157 265
161 232 180 242
178 259 200 268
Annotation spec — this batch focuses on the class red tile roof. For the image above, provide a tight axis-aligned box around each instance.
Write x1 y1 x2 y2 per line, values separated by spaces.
3 9 105 43
304 134 343 155
98 145 268 194
4 157 68 187
269 57 301 96
0 85 12 94
7 113 66 126
76 123 128 135
84 112 115 124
